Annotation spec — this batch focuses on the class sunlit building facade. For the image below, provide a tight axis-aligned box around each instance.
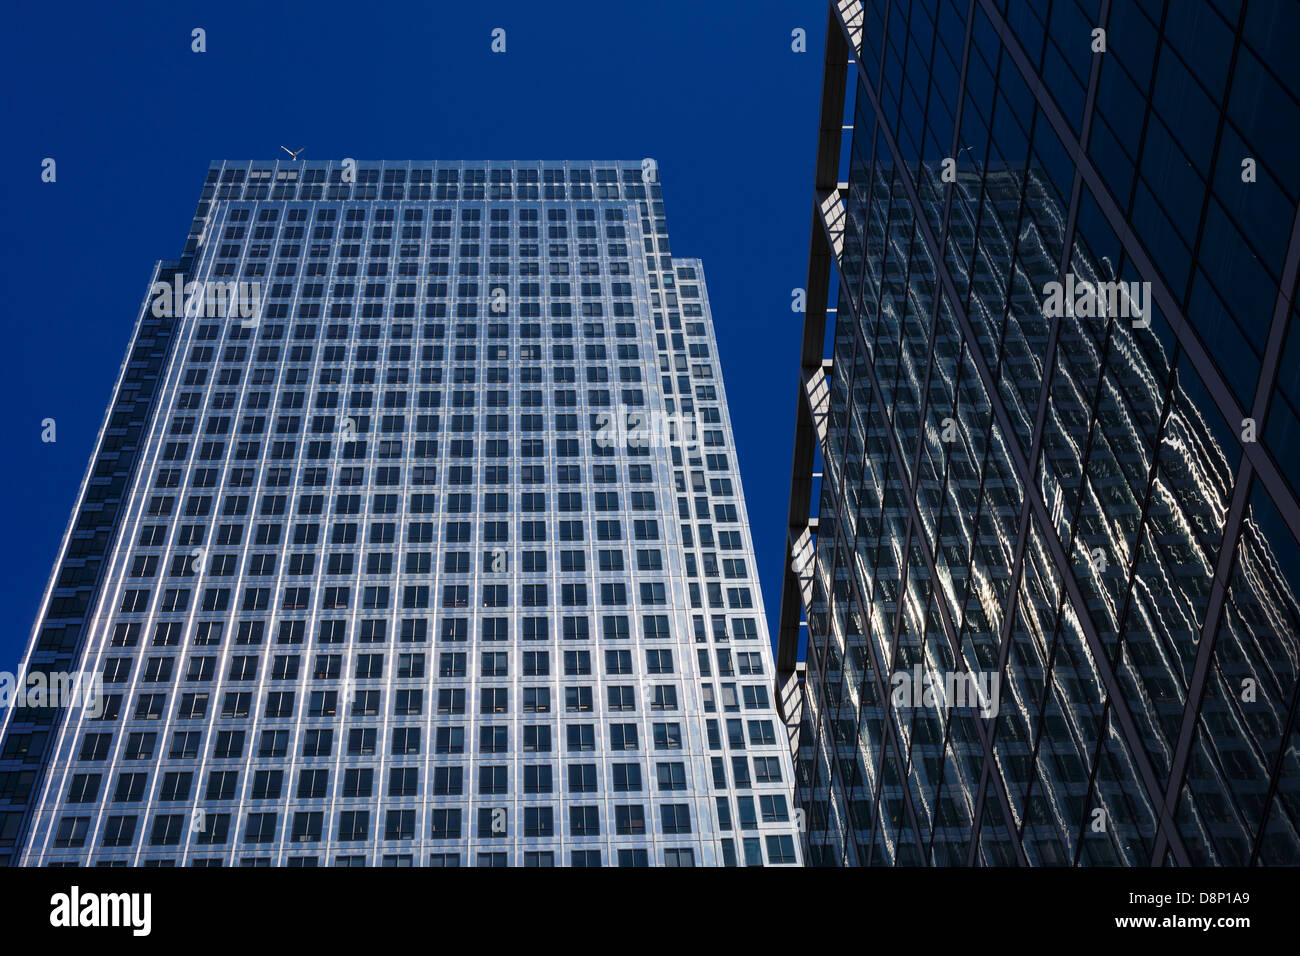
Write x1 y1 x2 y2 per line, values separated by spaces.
0 159 799 867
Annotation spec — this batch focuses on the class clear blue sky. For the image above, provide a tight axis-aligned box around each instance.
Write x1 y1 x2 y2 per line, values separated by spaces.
0 0 826 669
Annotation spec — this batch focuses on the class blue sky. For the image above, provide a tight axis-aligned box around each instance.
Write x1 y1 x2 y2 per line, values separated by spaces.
0 0 826 668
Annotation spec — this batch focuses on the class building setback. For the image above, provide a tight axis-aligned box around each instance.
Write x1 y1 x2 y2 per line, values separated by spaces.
0 159 800 867
779 1 1300 866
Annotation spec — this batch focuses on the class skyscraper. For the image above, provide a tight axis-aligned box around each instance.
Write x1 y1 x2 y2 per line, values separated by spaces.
0 159 799 867
779 1 1300 865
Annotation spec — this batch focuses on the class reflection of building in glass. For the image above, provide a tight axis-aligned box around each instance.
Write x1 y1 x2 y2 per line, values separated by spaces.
0 160 800 867
779 1 1300 865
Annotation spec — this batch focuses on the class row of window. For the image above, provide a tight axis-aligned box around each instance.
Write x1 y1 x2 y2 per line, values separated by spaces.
205 181 662 204
117 585 753 615
190 316 703 345
69 719 781 762
215 199 641 218
94 684 770 721
70 688 769 728
97 615 762 648
60 763 787 803
146 465 729 491
55 803 716 848
60 846 768 867
148 433 727 460
102 647 699 682
54 841 798 868
103 647 768 679
130 551 686 578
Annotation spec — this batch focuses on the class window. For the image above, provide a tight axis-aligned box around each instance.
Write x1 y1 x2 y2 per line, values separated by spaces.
614 804 645 835
477 808 507 839
569 805 600 836
660 804 691 835
336 811 369 842
656 762 688 791
430 809 462 840
523 807 554 838
612 763 642 792
766 834 797 865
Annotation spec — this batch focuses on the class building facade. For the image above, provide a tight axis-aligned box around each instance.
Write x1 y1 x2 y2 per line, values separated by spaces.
0 159 800 867
779 0 1300 865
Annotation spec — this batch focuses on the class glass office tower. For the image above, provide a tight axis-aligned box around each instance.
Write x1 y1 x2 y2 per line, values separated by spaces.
0 159 799 867
778 1 1300 865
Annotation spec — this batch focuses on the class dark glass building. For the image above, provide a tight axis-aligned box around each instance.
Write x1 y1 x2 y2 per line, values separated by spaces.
778 0 1300 865
0 159 799 866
